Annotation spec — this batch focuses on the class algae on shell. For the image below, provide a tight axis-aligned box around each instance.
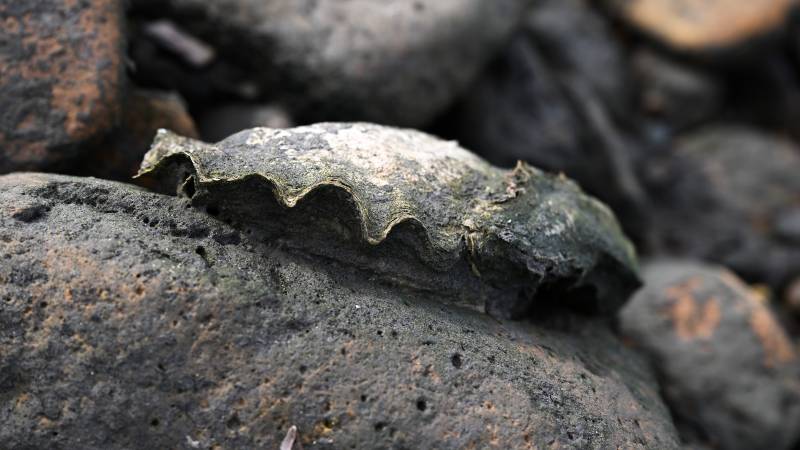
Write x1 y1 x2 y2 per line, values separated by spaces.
137 122 639 317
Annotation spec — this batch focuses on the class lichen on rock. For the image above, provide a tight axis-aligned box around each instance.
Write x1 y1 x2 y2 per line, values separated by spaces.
137 122 639 317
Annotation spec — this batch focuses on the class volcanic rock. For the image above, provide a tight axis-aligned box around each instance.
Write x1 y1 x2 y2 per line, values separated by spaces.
619 261 800 450
0 172 680 449
0 0 124 172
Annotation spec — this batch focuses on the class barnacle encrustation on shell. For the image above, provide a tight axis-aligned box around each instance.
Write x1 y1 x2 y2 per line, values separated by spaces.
136 122 639 317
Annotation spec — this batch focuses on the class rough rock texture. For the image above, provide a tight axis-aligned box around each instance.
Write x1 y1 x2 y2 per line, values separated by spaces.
75 89 198 182
603 0 797 51
0 0 124 173
644 126 800 292
619 261 800 450
0 173 680 449
131 0 529 127
137 123 640 318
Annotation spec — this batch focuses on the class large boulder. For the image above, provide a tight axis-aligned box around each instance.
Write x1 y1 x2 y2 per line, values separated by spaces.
619 261 800 450
130 0 529 127
0 173 680 449
0 0 125 172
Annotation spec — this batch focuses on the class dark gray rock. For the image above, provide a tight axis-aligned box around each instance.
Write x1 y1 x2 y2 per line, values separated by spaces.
137 123 640 318
631 49 722 133
0 173 680 449
644 126 800 293
0 0 125 173
619 261 800 450
132 0 528 127
447 34 585 171
440 2 647 237
448 0 629 172
525 0 630 113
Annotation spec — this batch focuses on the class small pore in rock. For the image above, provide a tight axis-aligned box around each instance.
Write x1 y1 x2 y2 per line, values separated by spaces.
12 204 48 223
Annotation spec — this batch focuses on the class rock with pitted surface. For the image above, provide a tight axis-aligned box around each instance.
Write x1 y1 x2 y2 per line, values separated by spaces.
644 126 800 293
137 123 640 318
602 0 797 52
619 261 800 450
130 0 528 127
0 0 125 173
0 173 680 449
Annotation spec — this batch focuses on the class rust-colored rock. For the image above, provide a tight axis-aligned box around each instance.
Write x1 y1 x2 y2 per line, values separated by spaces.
605 0 797 51
619 261 800 450
0 0 124 172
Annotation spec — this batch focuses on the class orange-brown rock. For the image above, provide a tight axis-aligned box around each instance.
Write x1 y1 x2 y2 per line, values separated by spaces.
605 0 797 51
0 0 124 172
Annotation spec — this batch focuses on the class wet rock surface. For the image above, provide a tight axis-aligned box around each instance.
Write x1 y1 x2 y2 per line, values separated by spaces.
130 0 528 127
137 123 640 318
619 261 800 450
0 0 125 173
0 173 680 449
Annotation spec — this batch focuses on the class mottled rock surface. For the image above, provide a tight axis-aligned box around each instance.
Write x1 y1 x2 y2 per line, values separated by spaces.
644 126 800 292
0 173 680 449
137 123 640 318
0 0 124 172
603 0 797 51
619 261 800 450
131 0 528 127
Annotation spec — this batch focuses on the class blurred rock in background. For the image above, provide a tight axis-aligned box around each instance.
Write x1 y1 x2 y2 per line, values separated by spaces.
619 261 800 450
